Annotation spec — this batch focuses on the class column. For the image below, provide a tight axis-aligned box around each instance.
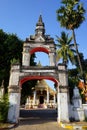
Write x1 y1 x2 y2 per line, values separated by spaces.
33 90 36 105
8 92 21 123
57 86 69 123
57 64 69 123
49 53 56 66
22 52 30 66
26 97 29 105
54 94 56 104
7 64 21 123
47 89 49 104
0 80 4 98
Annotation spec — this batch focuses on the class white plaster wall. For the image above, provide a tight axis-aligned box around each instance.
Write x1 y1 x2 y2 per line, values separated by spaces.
8 93 20 123
58 93 69 122
69 104 85 121
58 73 68 86
9 72 19 86
49 53 56 66
11 65 20 70
58 65 66 70
73 108 85 121
83 104 87 117
22 69 55 73
22 52 30 66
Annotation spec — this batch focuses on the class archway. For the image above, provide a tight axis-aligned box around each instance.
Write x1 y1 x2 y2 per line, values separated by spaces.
30 47 49 55
19 76 58 87
29 46 53 67
35 52 49 66
8 15 69 123
20 76 58 109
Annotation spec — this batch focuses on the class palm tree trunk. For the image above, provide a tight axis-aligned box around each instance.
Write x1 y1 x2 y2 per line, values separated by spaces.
72 29 83 77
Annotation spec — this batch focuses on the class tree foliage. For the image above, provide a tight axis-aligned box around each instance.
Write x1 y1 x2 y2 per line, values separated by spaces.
56 0 86 77
0 29 36 96
0 29 23 92
57 0 85 30
21 80 37 105
0 94 9 122
56 31 76 65
68 53 87 102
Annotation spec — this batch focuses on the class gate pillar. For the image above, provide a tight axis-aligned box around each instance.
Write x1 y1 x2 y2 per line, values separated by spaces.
22 45 30 66
57 64 70 122
7 64 21 123
49 52 56 66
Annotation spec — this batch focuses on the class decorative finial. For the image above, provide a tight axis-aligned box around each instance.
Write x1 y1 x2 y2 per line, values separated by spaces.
38 15 43 23
35 15 45 35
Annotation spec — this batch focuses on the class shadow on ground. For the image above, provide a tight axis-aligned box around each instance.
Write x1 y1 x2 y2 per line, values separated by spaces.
18 108 57 126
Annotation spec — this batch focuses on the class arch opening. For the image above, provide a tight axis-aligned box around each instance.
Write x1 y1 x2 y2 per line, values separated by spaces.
20 76 58 110
19 76 58 87
30 47 49 55
35 52 49 66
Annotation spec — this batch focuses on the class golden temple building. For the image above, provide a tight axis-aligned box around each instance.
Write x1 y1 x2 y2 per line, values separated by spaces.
25 79 57 109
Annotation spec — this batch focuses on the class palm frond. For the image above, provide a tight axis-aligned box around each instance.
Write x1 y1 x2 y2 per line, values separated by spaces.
56 31 76 65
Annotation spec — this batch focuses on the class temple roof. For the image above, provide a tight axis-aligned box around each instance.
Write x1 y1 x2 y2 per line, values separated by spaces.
37 61 42 67
35 80 48 89
35 79 56 94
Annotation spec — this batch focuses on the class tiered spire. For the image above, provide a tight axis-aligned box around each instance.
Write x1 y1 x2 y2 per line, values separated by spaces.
38 15 43 23
35 15 45 35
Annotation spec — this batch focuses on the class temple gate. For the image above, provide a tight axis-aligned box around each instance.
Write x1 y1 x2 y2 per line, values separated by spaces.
8 15 69 123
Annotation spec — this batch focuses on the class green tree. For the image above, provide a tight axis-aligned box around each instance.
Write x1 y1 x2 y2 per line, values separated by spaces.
68 53 87 103
0 29 36 93
75 53 87 72
56 31 76 65
0 94 9 122
21 80 37 105
57 0 85 77
0 29 37 107
75 53 87 83
0 30 23 92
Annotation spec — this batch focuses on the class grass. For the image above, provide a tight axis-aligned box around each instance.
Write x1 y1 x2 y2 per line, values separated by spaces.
0 123 11 128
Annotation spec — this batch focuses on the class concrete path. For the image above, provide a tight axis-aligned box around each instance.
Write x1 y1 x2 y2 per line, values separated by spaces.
13 109 66 130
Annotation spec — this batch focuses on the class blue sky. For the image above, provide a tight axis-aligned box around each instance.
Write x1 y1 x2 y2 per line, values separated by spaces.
0 0 87 63
0 0 87 89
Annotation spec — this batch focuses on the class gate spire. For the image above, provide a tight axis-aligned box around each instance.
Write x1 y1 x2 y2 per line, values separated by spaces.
35 15 45 35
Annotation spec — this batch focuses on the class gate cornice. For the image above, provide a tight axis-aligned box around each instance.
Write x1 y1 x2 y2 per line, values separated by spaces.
21 66 58 70
20 66 58 80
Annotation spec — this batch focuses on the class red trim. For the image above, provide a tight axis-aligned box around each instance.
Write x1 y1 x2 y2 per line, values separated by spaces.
30 47 49 54
19 76 58 87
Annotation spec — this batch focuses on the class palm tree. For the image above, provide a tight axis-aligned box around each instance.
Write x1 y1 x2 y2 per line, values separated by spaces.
56 0 85 77
56 31 76 65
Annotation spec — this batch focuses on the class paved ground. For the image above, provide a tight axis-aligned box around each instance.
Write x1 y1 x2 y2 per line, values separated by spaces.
13 108 66 130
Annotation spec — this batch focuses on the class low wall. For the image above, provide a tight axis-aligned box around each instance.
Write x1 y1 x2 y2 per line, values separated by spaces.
69 104 87 121
83 104 87 118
